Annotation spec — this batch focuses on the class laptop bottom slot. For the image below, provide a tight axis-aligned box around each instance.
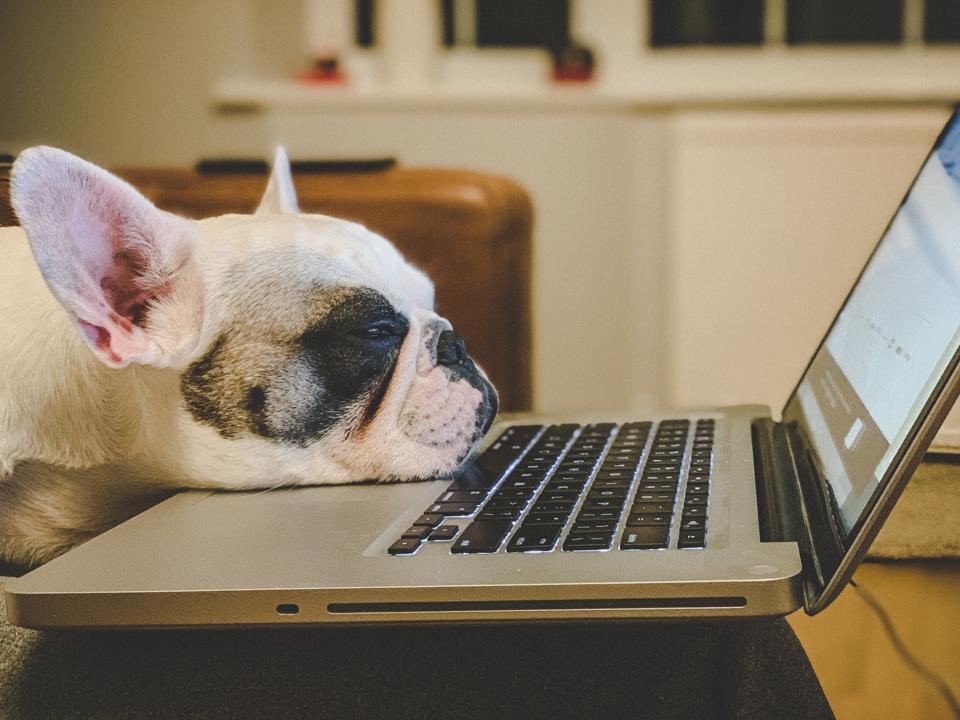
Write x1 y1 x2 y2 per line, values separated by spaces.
326 597 748 614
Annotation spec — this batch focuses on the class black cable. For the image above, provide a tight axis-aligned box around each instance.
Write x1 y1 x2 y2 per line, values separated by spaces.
850 577 960 719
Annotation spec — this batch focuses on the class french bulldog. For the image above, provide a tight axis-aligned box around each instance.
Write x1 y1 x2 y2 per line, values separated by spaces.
0 147 498 570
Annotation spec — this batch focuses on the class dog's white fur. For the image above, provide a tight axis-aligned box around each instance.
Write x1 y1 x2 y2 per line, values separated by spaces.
0 147 494 568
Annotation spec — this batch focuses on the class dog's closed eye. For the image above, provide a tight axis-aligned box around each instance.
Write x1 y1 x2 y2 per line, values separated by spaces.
353 320 406 340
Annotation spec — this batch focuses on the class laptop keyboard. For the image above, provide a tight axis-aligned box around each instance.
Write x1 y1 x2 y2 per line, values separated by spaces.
387 419 714 556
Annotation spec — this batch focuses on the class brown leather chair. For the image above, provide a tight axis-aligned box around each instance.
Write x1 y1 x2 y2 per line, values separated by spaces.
0 161 532 411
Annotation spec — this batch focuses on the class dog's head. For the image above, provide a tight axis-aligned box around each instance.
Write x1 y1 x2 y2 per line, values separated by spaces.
10 147 498 485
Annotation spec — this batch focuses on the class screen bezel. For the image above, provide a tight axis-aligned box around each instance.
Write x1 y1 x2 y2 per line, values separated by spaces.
780 105 960 611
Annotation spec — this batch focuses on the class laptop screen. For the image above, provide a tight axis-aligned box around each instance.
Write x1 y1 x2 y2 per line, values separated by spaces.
785 110 960 537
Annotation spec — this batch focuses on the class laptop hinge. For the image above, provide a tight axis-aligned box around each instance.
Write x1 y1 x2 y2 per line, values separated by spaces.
752 418 805 545
752 418 846 609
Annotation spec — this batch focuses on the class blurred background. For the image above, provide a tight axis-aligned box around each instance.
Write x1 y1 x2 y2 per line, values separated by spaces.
3 0 960 420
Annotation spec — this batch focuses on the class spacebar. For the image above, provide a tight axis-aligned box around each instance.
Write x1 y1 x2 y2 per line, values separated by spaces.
450 521 512 554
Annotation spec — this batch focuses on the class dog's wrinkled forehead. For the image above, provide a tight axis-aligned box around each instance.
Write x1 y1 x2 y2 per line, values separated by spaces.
200 213 435 320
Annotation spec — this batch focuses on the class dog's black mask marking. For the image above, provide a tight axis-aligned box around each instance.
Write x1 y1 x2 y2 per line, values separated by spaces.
181 287 407 445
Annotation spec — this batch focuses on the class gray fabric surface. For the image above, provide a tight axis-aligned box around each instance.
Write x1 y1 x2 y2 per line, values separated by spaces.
0 577 833 720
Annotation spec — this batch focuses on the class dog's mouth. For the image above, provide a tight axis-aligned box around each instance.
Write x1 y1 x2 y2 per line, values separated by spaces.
396 351 498 457
447 362 498 445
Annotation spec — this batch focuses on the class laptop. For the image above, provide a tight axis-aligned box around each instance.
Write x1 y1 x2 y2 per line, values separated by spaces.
7 110 960 629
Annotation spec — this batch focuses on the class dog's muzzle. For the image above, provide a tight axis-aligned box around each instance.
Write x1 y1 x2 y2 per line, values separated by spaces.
435 328 498 437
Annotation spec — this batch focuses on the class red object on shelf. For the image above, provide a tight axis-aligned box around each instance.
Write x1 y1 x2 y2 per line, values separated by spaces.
300 56 348 85
300 70 347 85
552 66 593 83
551 43 595 84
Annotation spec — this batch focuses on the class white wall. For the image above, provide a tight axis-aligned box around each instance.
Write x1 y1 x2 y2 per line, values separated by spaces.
0 0 302 165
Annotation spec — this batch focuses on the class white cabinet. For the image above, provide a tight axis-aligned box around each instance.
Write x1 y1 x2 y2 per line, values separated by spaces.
664 107 951 418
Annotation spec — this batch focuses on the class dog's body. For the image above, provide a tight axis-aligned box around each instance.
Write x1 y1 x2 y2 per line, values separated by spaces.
0 148 497 569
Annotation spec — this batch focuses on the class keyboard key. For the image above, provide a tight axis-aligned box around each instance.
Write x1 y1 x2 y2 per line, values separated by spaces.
587 488 627 500
436 489 487 503
477 508 521 521
570 520 618 533
633 492 676 503
557 458 596 469
547 423 580 437
634 502 674 513
684 496 708 507
563 533 614 551
600 460 637 477
605 448 641 460
593 478 632 489
504 424 546 436
577 509 620 520
581 498 624 510
451 521 513 553
567 449 602 459
639 481 678 492
493 487 537 500
507 524 563 552
525 452 560 463
506 472 546 484
586 422 617 433
485 497 527 510
621 526 669 550
425 502 479 516
449 462 507 491
526 511 570 525
595 469 633 481
553 469 592 479
546 479 587 492
401 526 433 540
685 483 709 495
680 517 706 531
626 513 671 526
678 530 706 548
648 459 681 469
388 538 421 555
651 441 684 450
413 513 442 527
531 500 577 512
539 491 580 503
643 470 680 480
681 506 706 518
535 441 566 452
428 525 459 541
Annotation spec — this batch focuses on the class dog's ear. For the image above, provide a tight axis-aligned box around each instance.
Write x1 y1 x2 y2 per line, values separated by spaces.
256 147 300 215
10 146 204 369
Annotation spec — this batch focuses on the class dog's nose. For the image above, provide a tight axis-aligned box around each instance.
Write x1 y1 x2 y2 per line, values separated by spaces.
436 329 470 367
